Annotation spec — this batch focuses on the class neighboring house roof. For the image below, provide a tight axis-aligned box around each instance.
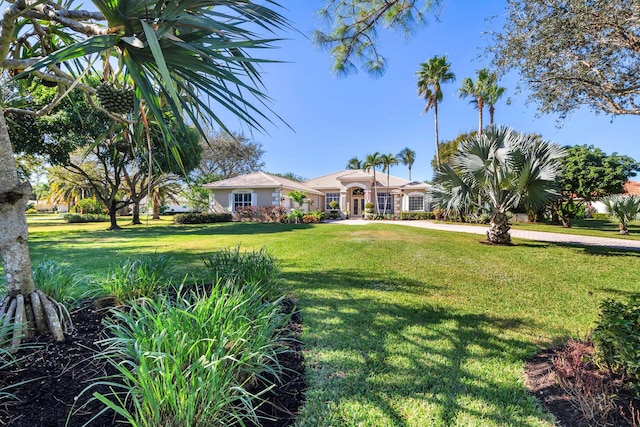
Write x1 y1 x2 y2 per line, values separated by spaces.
304 169 429 192
623 180 640 195
202 172 323 196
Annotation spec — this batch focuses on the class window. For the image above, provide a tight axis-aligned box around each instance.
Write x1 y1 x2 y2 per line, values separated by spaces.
325 193 340 209
377 192 392 212
234 193 252 210
408 196 424 211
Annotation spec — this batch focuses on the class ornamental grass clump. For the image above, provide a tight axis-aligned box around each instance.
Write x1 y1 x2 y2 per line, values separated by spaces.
93 278 291 427
32 259 86 307
100 254 174 304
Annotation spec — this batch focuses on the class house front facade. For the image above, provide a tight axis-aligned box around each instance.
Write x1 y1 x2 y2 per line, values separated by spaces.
203 170 430 218
304 170 430 216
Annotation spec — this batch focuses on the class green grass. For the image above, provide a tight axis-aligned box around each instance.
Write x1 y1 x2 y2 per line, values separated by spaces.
510 218 640 240
8 219 640 426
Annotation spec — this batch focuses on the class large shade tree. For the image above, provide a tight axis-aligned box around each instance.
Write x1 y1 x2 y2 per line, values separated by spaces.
416 55 455 168
430 126 565 245
0 0 288 347
491 0 640 118
554 144 639 227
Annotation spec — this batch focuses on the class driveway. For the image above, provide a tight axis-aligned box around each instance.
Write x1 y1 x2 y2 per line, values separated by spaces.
329 219 640 251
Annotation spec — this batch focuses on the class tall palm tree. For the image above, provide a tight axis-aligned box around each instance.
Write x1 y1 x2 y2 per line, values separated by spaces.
485 83 507 125
416 56 455 169
430 126 565 245
363 152 383 214
346 156 362 170
379 153 398 215
602 194 640 234
397 148 416 181
458 68 499 134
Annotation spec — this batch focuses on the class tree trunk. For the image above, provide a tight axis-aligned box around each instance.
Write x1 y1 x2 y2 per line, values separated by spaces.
550 201 560 225
108 199 121 230
434 102 441 168
619 223 629 235
0 109 67 347
152 190 161 220
486 212 511 245
0 112 35 297
131 200 142 225
478 98 484 134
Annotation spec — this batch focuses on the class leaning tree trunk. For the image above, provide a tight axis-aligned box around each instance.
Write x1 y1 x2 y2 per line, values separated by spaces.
0 110 69 350
487 212 512 245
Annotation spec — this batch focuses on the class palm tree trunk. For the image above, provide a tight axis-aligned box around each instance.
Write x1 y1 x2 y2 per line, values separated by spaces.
487 212 511 245
434 102 441 168
489 105 495 125
408 166 412 181
478 98 484 134
373 171 378 215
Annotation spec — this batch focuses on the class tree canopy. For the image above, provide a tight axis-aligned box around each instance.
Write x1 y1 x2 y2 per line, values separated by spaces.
194 131 265 183
314 0 443 75
491 0 640 118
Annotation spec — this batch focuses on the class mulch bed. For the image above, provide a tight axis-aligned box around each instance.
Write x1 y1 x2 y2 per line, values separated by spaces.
0 299 305 427
525 342 640 427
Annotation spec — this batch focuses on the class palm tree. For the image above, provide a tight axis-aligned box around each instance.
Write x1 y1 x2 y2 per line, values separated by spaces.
346 156 362 170
485 83 507 125
458 68 499 134
602 195 640 234
430 127 565 245
363 152 383 214
0 0 288 346
397 148 416 181
416 56 455 168
379 153 398 215
287 190 308 209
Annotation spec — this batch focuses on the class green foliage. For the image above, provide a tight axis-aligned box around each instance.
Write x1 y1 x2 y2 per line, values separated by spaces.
431 131 477 170
95 279 290 426
328 200 340 209
75 198 104 215
32 260 86 307
63 213 110 223
601 194 640 234
491 0 640 117
100 255 174 304
592 213 609 220
287 190 308 208
400 211 436 220
304 210 325 223
592 296 640 397
287 208 304 223
200 246 280 297
173 213 232 224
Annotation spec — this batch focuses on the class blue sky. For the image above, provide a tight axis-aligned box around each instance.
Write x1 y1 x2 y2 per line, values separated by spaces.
215 1 640 182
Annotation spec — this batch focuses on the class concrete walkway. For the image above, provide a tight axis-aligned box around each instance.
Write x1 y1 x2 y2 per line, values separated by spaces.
329 219 640 251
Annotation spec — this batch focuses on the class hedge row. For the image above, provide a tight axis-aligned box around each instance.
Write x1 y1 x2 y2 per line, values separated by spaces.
173 212 232 224
63 213 110 223
399 211 436 220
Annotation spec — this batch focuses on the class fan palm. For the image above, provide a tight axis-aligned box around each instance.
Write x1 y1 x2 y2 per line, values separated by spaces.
458 68 498 134
416 56 455 168
379 153 398 215
397 147 416 181
430 126 565 245
601 194 640 235
363 152 383 214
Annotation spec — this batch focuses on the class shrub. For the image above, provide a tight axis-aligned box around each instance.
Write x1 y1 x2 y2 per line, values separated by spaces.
592 213 609 220
328 200 339 209
99 255 174 304
287 208 304 223
95 279 291 427
63 213 110 223
173 212 232 224
399 211 436 220
592 296 640 397
75 198 105 214
234 206 287 222
32 259 87 307
25 208 37 214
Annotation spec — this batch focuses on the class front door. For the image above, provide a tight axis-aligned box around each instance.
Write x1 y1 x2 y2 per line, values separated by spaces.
353 197 365 216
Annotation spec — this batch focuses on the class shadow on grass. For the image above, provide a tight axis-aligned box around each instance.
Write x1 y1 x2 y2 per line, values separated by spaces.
285 268 552 427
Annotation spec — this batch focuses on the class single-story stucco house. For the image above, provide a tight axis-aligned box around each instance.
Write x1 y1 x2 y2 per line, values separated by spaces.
202 170 430 218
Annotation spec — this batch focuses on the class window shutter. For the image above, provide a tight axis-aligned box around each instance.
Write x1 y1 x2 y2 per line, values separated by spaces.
229 193 234 211
251 193 257 206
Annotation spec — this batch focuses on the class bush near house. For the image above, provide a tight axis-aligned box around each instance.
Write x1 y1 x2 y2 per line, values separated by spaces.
234 206 288 222
400 211 436 220
174 213 232 224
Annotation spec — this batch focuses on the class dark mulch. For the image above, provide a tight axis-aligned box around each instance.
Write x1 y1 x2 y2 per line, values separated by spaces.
525 342 640 427
0 299 305 427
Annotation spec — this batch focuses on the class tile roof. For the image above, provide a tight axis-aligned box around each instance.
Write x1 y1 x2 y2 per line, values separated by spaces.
202 172 323 195
623 180 640 195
